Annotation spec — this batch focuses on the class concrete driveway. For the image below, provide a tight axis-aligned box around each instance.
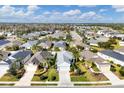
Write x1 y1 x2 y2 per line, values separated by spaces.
0 66 9 78
102 71 121 85
15 63 37 86
58 70 73 87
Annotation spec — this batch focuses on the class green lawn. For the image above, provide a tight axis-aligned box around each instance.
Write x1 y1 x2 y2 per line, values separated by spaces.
0 73 19 81
74 83 111 86
32 68 59 81
31 84 58 86
111 63 124 79
0 84 14 86
84 61 100 72
71 75 88 81
91 46 104 51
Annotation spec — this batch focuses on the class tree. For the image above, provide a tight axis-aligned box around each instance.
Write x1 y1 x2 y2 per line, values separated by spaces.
110 65 116 72
77 45 84 51
12 45 19 51
0 35 6 40
119 66 124 76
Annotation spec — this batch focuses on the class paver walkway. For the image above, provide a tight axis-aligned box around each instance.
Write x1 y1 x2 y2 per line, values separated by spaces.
15 63 37 86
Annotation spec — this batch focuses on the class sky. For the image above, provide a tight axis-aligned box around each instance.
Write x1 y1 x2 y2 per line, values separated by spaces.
0 5 124 23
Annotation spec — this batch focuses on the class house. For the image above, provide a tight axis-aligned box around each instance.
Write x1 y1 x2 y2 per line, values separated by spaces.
54 41 67 50
80 50 98 61
88 36 109 46
50 31 66 39
0 40 10 47
0 40 10 50
11 40 23 46
28 51 53 65
38 41 52 49
95 61 111 72
21 32 42 40
7 35 17 40
56 51 75 71
6 50 32 64
98 50 124 66
20 40 38 49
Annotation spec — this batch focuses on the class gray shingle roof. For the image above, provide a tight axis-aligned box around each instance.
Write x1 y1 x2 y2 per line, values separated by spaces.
12 50 32 59
0 40 10 46
100 50 124 62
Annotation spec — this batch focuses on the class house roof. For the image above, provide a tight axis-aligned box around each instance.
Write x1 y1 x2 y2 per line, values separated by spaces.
100 50 124 62
0 40 10 46
80 50 97 60
57 51 74 66
54 41 67 48
51 31 66 38
38 41 52 48
29 51 53 64
12 50 32 59
90 57 105 63
21 40 38 48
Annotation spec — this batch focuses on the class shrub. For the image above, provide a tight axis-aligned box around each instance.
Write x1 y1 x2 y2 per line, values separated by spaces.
119 66 124 76
110 65 116 72
117 64 121 67
40 75 48 80
90 48 98 53
51 76 56 81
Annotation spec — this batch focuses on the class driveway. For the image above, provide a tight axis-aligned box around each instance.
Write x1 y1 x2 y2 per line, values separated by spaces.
0 65 9 78
15 63 37 86
58 70 73 87
102 71 121 85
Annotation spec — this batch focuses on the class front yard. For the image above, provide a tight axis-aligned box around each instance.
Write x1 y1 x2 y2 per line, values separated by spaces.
0 73 19 81
70 62 108 82
110 63 124 79
32 68 59 82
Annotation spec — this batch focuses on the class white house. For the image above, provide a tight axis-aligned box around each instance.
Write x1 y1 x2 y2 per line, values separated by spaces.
56 51 75 71
20 40 38 49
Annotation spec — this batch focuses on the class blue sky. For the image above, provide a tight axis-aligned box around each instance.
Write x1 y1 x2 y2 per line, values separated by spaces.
0 5 124 23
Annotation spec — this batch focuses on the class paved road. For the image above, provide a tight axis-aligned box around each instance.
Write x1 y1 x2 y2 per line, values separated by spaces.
58 70 73 87
15 63 37 86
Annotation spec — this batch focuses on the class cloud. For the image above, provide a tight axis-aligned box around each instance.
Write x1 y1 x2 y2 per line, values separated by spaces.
0 5 39 18
79 11 103 20
0 5 15 16
112 5 124 12
0 5 107 23
27 5 39 11
63 9 81 16
99 9 107 12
